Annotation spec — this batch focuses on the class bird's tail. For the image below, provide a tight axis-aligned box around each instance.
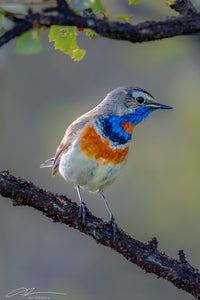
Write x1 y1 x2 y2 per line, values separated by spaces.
40 157 54 168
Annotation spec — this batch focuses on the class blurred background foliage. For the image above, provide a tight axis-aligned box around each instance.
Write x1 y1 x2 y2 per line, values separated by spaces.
0 0 200 299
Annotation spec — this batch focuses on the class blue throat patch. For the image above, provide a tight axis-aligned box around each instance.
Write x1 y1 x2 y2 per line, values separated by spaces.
97 106 156 145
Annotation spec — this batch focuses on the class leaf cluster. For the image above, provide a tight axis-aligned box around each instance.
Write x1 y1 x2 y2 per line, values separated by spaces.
0 0 141 60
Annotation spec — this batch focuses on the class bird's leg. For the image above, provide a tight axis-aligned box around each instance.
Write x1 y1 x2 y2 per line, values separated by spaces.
76 185 86 225
100 191 119 241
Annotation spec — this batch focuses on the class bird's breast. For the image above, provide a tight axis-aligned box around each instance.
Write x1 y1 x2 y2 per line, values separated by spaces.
80 123 130 165
96 115 136 145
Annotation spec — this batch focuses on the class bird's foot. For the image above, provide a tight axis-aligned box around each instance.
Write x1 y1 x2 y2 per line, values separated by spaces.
105 216 120 242
78 202 86 226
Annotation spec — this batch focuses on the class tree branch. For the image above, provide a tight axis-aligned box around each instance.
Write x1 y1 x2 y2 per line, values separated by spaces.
170 0 197 15
0 170 200 298
0 1 200 47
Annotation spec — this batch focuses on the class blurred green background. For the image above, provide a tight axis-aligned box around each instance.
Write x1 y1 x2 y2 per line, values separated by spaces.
1 0 200 299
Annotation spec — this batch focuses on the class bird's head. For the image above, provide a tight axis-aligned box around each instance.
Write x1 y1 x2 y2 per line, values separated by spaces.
124 86 172 112
104 86 172 124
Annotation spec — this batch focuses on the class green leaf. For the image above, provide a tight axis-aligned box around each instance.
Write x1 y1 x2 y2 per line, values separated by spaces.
128 0 140 4
0 13 6 36
91 0 105 13
112 15 132 22
49 26 86 61
166 0 176 5
0 13 4 28
84 29 100 40
68 47 86 61
0 3 27 15
16 29 42 54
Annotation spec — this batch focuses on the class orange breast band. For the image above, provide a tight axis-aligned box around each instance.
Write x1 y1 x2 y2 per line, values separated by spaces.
121 122 136 134
80 124 129 165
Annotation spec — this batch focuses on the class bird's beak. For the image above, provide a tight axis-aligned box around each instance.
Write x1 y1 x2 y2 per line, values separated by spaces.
146 102 173 110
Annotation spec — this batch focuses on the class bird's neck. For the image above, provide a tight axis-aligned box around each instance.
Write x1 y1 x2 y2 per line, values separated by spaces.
97 107 152 145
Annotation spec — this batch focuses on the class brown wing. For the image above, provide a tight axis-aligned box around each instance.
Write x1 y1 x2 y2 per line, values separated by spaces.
52 134 70 176
52 114 93 176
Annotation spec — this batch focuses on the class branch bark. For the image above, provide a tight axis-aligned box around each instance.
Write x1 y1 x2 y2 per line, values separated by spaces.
170 0 197 15
0 170 200 298
0 1 200 47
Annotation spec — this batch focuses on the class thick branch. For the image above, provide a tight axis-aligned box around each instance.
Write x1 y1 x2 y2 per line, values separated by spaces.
0 170 200 298
0 3 200 47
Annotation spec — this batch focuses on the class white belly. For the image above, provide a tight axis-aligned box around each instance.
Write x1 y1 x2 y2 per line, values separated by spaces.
59 145 126 192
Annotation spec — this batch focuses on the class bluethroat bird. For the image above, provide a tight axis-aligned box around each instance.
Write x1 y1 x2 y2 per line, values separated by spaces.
41 86 172 238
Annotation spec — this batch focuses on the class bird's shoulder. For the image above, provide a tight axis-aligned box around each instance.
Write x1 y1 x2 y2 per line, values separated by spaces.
61 109 102 148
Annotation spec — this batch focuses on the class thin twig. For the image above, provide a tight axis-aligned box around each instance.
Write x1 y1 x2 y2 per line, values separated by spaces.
170 0 197 15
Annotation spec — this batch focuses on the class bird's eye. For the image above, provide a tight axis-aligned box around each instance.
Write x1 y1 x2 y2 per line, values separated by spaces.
136 96 145 105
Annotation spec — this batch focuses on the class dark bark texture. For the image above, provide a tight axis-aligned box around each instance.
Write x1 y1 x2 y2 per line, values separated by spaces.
0 170 200 299
0 0 200 47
